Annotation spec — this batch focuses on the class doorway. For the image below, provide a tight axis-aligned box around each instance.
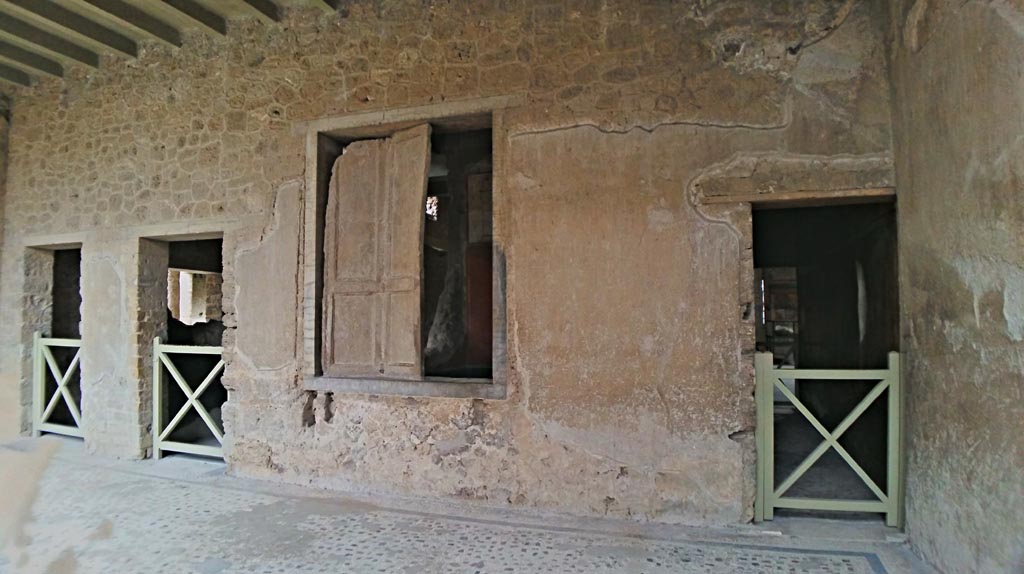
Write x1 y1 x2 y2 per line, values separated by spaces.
753 202 899 521
155 238 227 456
34 247 84 437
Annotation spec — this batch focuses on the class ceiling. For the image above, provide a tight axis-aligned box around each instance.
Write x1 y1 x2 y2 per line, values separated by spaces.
0 0 337 89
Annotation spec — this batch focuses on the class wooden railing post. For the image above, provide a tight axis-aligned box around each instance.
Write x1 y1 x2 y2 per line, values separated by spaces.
754 352 774 522
886 351 901 527
32 332 43 437
153 336 163 460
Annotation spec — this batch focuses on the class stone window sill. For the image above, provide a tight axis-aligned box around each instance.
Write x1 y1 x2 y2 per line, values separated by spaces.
304 375 507 400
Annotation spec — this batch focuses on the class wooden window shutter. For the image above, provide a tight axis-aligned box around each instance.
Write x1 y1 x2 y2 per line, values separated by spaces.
322 124 431 378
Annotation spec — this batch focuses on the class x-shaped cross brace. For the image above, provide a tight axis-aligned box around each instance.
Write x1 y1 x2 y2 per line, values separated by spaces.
772 377 890 504
40 346 82 427
158 353 225 444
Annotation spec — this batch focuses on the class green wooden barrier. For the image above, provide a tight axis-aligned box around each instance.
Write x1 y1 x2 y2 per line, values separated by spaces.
152 337 225 460
33 332 83 438
755 352 901 527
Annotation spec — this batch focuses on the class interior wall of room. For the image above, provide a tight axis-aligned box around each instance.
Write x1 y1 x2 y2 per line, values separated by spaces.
0 0 894 524
888 1 1024 572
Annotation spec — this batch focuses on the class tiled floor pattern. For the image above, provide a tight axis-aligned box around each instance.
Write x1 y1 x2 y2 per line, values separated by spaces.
1 438 934 574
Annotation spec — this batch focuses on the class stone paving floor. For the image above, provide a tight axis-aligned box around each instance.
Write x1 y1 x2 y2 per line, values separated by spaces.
1 437 936 574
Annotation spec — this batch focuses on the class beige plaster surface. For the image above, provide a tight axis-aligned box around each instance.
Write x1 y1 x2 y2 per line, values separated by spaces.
888 1 1024 572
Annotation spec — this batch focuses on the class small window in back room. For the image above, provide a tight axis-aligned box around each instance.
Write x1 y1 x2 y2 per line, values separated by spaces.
166 239 224 347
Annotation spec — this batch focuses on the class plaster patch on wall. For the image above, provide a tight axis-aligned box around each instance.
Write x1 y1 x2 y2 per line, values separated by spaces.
903 0 930 53
993 0 1024 38
646 206 676 231
963 126 1024 176
952 257 1024 341
791 0 868 85
82 255 128 378
533 415 742 476
233 181 302 371
689 151 894 203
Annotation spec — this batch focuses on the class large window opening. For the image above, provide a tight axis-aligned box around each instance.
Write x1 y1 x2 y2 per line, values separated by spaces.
754 202 899 519
315 116 499 385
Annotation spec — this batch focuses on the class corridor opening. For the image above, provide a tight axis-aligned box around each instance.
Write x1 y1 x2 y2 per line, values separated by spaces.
753 202 899 521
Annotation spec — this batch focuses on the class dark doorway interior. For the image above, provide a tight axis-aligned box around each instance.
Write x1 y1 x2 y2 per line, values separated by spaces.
753 202 899 518
162 238 226 447
46 248 82 427
422 129 493 379
51 248 82 339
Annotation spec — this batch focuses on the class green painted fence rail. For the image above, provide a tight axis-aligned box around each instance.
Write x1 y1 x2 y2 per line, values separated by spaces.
755 352 901 527
152 337 225 460
33 332 83 438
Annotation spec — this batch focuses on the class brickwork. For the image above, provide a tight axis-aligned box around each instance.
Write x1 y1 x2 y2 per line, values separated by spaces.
16 249 54 435
131 239 169 456
204 274 223 322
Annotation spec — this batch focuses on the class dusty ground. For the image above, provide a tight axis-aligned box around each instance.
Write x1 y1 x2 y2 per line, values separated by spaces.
0 437 935 574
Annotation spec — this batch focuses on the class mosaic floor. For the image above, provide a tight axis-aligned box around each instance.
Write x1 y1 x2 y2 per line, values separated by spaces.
1 438 934 574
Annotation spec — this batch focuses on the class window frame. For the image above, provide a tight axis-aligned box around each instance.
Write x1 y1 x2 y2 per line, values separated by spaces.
300 97 518 399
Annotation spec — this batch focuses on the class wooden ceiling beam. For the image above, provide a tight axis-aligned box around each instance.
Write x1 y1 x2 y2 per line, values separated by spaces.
239 0 282 23
0 0 136 58
0 38 62 77
0 13 99 68
159 0 226 36
76 0 182 48
0 59 30 86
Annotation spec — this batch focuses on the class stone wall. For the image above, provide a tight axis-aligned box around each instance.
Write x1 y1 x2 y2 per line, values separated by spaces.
888 1 1024 572
0 96 10 438
0 0 892 525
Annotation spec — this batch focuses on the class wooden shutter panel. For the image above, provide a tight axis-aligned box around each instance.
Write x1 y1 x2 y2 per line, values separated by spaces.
323 124 431 378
